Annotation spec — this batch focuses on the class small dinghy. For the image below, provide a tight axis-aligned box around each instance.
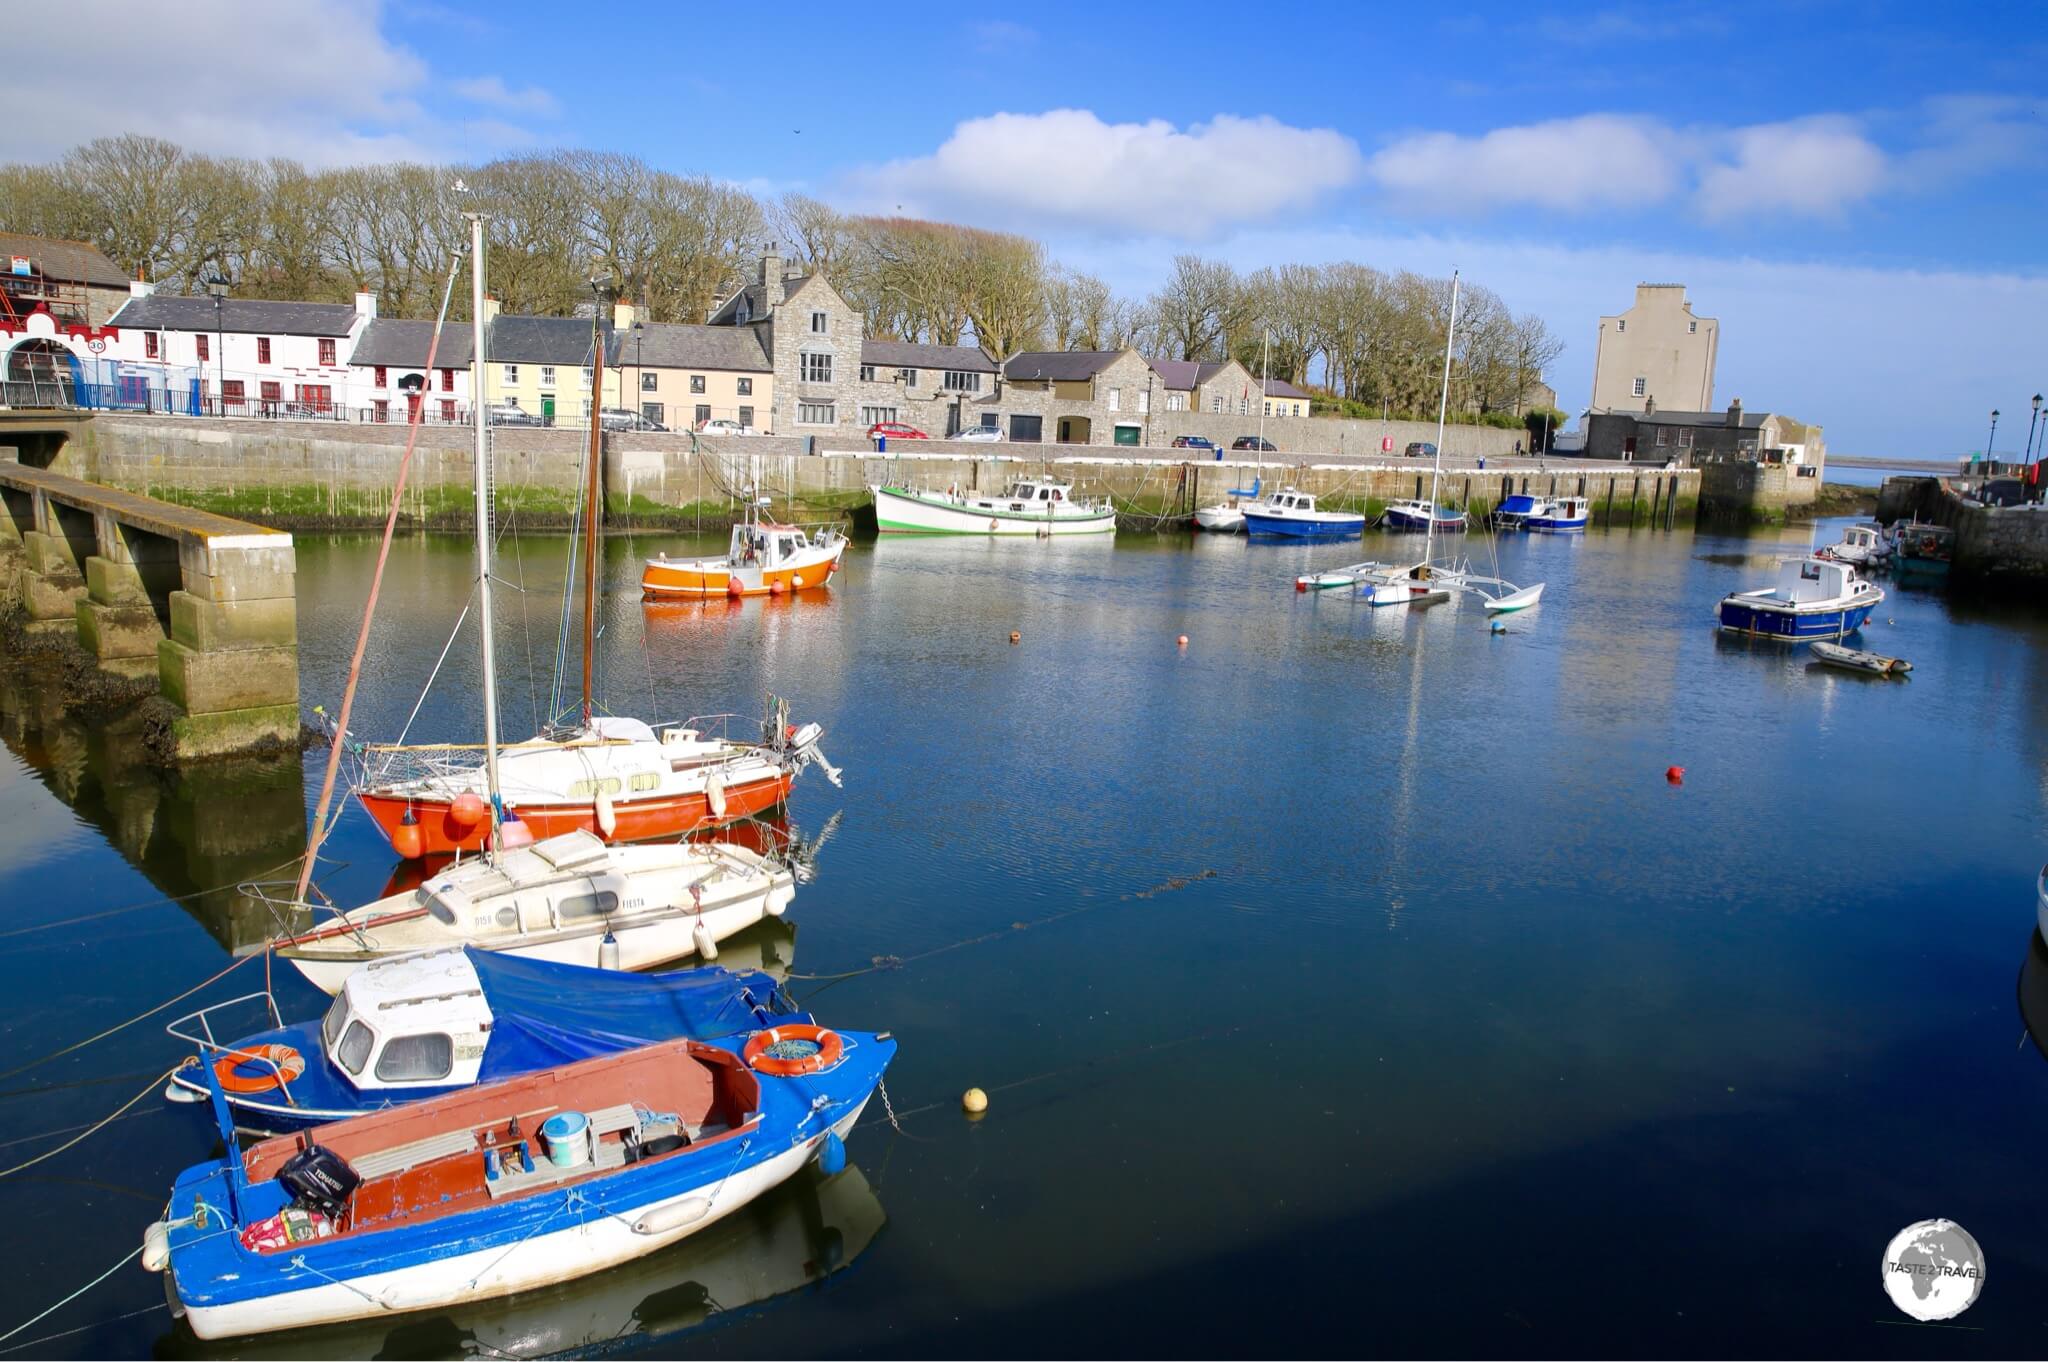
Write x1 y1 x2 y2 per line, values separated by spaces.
147 1027 894 1339
1810 641 1911 676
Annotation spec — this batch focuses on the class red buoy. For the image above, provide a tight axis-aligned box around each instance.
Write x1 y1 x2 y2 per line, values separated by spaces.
725 578 743 599
449 791 488 829
1665 766 1685 785
1177 634 1189 648
1295 579 1309 593
391 817 424 861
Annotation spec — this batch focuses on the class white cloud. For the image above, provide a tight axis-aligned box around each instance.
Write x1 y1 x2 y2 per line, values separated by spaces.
0 0 536 166
968 20 1037 52
452 75 559 117
1368 115 1681 213
1694 117 1886 221
844 110 1363 236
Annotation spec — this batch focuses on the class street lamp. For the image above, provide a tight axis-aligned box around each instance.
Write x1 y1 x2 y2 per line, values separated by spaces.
1987 408 2000 475
631 319 644 426
2028 393 2044 461
203 275 230 418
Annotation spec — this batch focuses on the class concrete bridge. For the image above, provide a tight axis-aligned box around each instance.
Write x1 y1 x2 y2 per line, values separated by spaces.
0 453 297 758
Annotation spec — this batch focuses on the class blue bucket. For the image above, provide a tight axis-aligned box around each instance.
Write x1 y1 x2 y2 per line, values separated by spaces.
540 1110 590 1169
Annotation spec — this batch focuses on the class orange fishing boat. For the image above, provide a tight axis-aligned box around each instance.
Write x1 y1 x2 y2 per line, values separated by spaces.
641 498 847 600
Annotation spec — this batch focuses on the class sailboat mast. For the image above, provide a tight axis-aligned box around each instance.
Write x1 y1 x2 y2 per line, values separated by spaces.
467 211 502 827
582 291 606 728
1256 329 1270 473
1426 271 1460 566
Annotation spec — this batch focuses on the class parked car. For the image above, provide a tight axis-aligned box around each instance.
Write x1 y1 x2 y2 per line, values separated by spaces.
867 421 929 440
600 407 667 432
1171 435 1216 450
1230 436 1278 452
487 405 541 427
953 424 1002 443
1404 441 1438 458
695 417 758 436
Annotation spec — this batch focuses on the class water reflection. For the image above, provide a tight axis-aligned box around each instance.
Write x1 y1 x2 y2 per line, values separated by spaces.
156 1162 886 1360
0 673 307 952
2019 929 2048 1064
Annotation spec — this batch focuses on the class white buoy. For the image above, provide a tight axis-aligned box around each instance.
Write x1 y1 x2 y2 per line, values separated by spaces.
594 785 617 838
598 932 620 970
705 772 727 818
632 1196 711 1236
692 920 719 959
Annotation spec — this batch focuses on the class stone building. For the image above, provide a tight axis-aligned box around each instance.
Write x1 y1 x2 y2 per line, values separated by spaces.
1590 283 1718 414
1000 350 1158 444
1583 399 1824 478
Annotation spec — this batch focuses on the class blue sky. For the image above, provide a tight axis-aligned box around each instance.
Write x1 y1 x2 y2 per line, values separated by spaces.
9 0 2047 457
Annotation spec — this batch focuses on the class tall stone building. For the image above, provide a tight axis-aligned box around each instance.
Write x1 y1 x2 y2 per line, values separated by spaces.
1590 284 1717 415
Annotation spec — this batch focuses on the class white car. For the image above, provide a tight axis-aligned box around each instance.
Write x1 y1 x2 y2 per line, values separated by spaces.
953 425 1002 443
696 418 759 436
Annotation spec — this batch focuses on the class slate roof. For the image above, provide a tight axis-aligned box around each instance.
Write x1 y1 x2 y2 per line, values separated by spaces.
349 317 474 368
859 339 996 372
0 233 127 288
487 314 595 366
1145 357 1238 389
1264 377 1311 400
1002 350 1130 382
1631 407 1768 428
607 321 770 372
709 274 810 325
108 293 358 336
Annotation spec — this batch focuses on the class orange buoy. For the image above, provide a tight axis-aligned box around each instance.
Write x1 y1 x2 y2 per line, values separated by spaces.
725 578 743 598
1666 766 1685 785
1177 634 1189 647
391 815 424 861
1009 631 1020 644
449 791 487 830
768 580 785 595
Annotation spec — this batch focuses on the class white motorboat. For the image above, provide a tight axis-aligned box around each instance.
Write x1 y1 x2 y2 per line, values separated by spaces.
1823 522 1891 567
276 829 794 994
1195 476 1264 533
872 478 1115 535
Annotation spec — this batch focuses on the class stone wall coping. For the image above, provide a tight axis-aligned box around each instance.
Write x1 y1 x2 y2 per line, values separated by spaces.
0 462 289 544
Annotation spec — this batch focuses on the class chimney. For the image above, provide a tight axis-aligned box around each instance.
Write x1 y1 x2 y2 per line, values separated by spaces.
480 295 502 326
1726 398 1743 427
354 289 378 319
613 298 637 331
1643 394 1655 415
759 246 780 289
129 278 156 298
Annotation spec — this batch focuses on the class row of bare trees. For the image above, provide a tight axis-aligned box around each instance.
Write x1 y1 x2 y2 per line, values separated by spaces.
1 135 1562 415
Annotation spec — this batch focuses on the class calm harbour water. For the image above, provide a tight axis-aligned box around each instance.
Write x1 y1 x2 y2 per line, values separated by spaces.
3 514 2047 1357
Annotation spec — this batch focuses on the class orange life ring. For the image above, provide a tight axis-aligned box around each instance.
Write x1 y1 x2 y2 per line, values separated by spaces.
214 1044 306 1094
742 1024 844 1076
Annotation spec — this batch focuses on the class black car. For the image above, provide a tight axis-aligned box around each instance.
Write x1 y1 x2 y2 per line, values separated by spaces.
1231 436 1277 452
1405 441 1438 458
1171 435 1216 450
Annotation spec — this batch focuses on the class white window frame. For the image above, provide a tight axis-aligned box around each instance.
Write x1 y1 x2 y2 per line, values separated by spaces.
503 364 519 385
797 401 835 425
941 370 980 393
1106 387 1120 412
1617 319 1627 332
1688 320 1698 334
1632 377 1647 398
859 364 876 382
541 365 556 388
1210 395 1223 413
899 367 918 386
689 374 706 394
1139 388 1150 414
810 311 827 334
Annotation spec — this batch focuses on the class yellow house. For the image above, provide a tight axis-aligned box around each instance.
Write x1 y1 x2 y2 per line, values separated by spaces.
603 301 773 431
1262 377 1312 418
478 298 597 426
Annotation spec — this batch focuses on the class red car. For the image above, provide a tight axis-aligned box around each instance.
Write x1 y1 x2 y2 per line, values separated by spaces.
867 421 929 440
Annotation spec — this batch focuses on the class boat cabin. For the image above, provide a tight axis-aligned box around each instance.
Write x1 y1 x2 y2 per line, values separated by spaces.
320 949 493 1092
1268 489 1318 513
1760 557 1862 604
1839 525 1884 554
997 480 1071 507
728 522 814 570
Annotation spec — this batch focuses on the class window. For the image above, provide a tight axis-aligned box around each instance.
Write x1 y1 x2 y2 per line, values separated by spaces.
581 367 592 389
1616 319 1626 333
318 338 336 366
254 337 271 364
375 1032 453 1082
899 367 918 385
1656 427 1670 446
800 352 832 383
798 401 835 425
195 334 209 362
859 364 876 382
335 1020 374 1075
1678 429 1694 448
373 365 387 388
738 405 753 426
259 380 281 403
221 380 244 405
373 400 389 423
629 772 660 792
503 364 519 385
440 368 454 392
1263 401 1272 417
321 995 350 1051
736 377 752 396
1239 396 1249 415
695 404 711 425
642 402 665 425
1211 395 1223 412
440 399 455 422
541 365 556 387
1139 388 1150 414
1167 392 1187 412
144 332 159 359
295 383 333 412
1632 377 1647 398
638 372 657 392
688 374 705 394
555 890 620 922
942 370 981 393
979 414 998 430
1688 320 1698 334
860 406 897 426
1009 414 1043 442
582 400 592 418
810 311 827 334
1106 387 1120 412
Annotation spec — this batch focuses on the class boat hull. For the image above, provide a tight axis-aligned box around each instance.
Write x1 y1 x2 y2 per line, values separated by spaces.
1243 512 1364 541
873 486 1114 536
1526 515 1587 532
175 1098 870 1340
1383 509 1468 533
641 543 845 599
1716 597 1878 641
1193 505 1245 533
357 772 791 858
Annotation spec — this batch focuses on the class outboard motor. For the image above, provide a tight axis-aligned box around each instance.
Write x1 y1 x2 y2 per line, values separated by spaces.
278 1142 361 1220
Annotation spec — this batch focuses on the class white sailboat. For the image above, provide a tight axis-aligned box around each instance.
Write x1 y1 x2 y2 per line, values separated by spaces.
283 215 793 994
1193 331 1276 533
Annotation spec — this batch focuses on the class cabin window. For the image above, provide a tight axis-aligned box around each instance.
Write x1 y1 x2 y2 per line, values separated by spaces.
417 887 458 924
629 772 660 792
321 994 351 1050
555 890 620 921
567 777 624 797
336 1020 374 1075
375 1032 454 1082
778 536 797 557
494 905 518 928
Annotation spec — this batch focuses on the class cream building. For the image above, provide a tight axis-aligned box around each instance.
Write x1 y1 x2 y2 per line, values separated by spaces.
1590 284 1718 415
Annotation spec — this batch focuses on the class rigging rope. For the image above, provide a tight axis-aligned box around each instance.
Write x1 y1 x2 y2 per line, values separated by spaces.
0 1066 178 1181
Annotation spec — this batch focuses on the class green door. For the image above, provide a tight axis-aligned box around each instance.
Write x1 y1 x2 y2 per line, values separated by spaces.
1114 424 1140 447
541 394 556 424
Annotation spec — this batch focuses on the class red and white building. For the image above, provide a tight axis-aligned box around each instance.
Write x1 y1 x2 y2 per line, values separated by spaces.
105 284 374 417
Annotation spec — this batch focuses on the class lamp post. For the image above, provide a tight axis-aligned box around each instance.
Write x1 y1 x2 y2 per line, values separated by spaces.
632 319 644 426
1987 408 2000 477
2027 393 2043 461
203 275 229 418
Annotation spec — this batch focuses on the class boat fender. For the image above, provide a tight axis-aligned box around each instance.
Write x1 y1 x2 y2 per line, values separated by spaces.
692 920 719 960
448 791 487 831
632 1196 711 1236
962 1087 989 1114
214 1044 306 1094
817 1130 846 1176
989 518 998 531
792 574 804 588
598 931 620 970
726 577 743 599
141 1220 171 1273
594 785 617 838
494 812 536 851
705 773 727 818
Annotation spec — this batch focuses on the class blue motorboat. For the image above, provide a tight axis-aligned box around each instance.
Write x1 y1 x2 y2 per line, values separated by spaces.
1717 556 1884 641
166 946 800 1130
1527 496 1590 532
1493 493 1542 528
1382 499 1468 532
1242 487 1364 540
147 1023 894 1339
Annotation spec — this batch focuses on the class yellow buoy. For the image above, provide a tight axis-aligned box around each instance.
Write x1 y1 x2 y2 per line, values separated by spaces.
961 1087 989 1114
